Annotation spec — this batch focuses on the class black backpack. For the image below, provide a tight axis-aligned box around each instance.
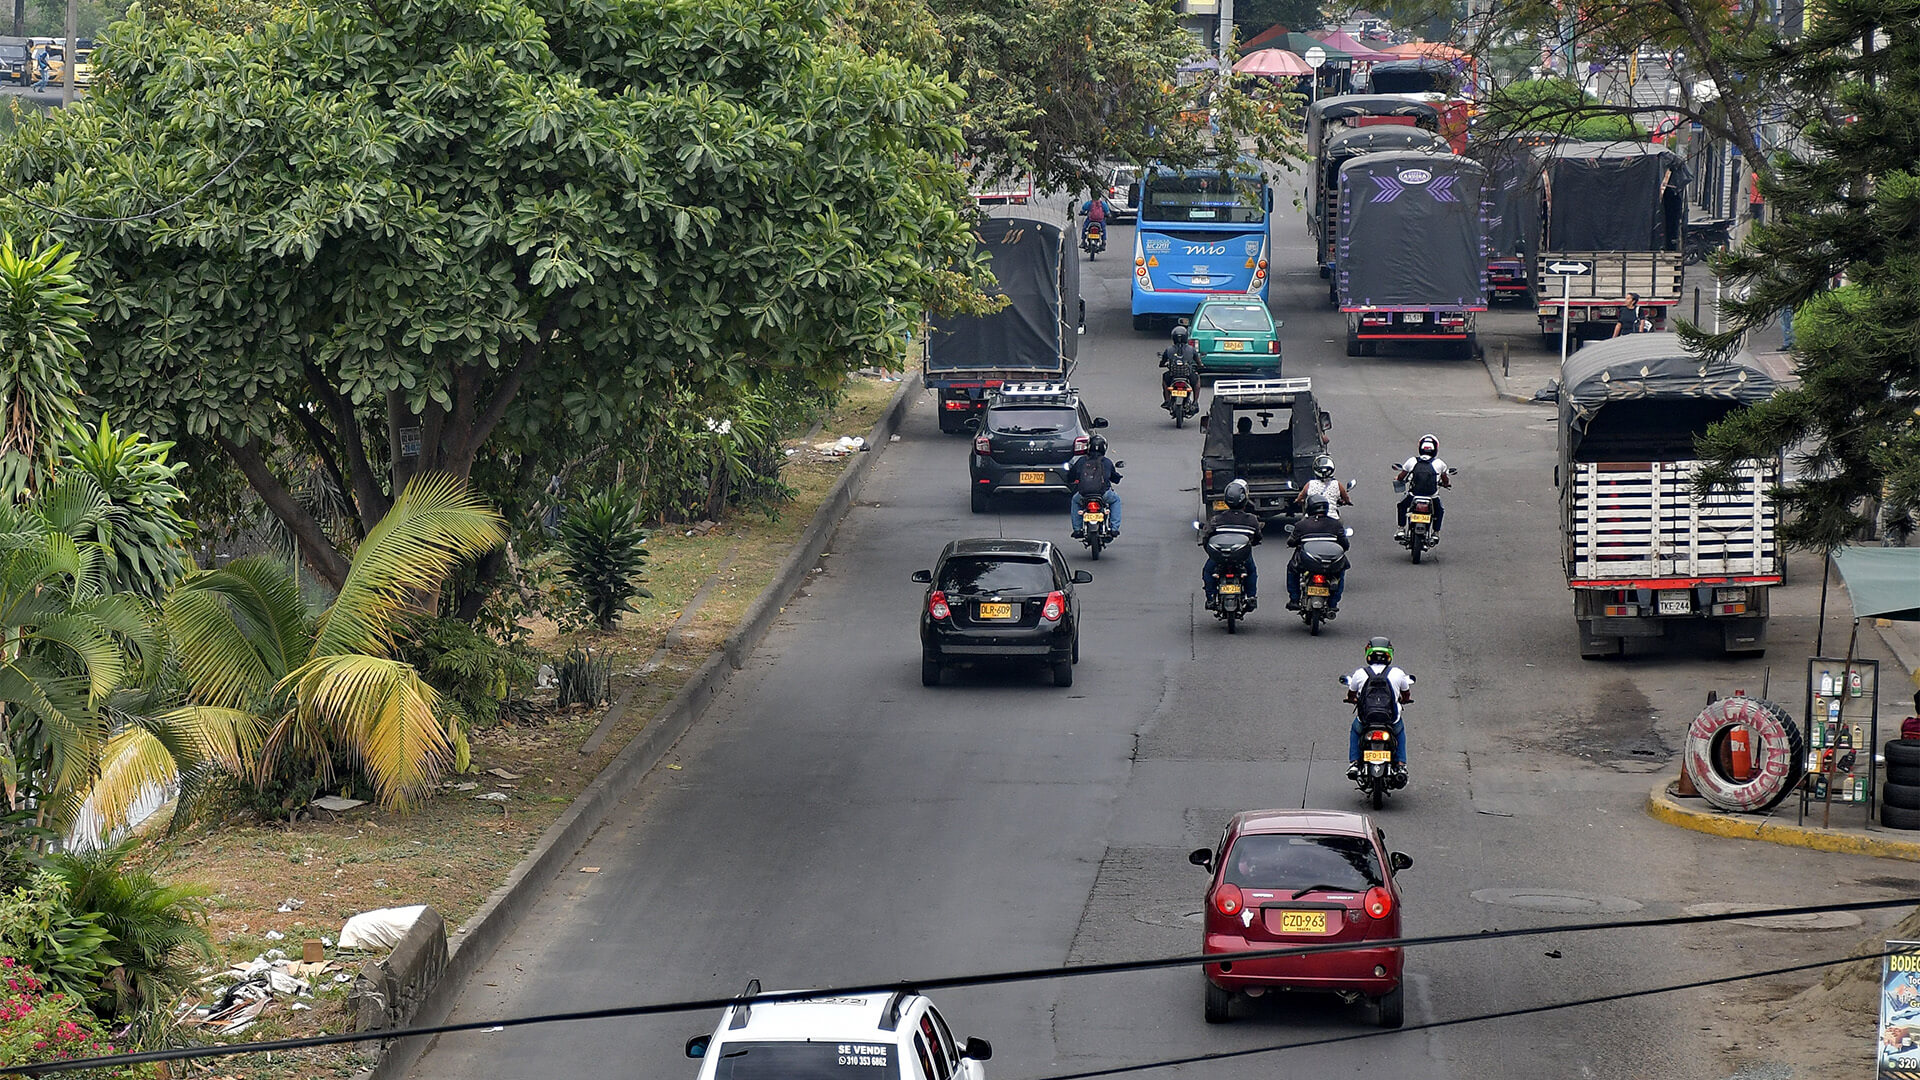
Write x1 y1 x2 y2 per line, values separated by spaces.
1356 667 1398 724
1075 456 1109 496
1408 458 1439 496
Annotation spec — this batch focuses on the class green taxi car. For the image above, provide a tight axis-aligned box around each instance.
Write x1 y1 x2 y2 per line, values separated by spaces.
1190 299 1281 377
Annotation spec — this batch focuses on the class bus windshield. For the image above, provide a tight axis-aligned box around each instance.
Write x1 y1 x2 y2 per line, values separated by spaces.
1142 173 1266 225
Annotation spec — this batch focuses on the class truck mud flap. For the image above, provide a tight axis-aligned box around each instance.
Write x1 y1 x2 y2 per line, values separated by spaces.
1576 620 1624 659
1721 617 1767 655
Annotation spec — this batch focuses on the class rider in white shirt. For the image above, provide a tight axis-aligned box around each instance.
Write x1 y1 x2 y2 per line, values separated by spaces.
1345 636 1414 780
1394 434 1451 539
1296 454 1351 519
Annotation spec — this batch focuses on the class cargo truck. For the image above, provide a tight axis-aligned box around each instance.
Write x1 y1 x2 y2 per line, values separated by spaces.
1532 141 1686 342
1311 125 1450 296
925 216 1080 434
1336 151 1488 358
1555 334 1782 658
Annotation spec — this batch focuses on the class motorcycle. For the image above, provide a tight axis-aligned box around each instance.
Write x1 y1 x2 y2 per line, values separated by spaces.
1164 376 1199 427
1082 221 1107 260
1197 521 1259 633
1289 531 1351 636
1079 492 1115 560
1393 465 1456 564
1353 712 1407 809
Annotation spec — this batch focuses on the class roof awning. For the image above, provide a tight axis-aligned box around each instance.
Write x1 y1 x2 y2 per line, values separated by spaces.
1832 545 1920 621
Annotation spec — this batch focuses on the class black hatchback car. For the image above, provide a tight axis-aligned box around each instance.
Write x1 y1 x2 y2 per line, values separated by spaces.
968 383 1108 513
913 538 1092 687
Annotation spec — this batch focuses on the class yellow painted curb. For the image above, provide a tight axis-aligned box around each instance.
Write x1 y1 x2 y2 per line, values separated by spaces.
1646 779 1920 863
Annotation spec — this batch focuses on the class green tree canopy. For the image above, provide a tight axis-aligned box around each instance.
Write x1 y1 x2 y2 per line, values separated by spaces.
1479 78 1647 141
2 0 978 591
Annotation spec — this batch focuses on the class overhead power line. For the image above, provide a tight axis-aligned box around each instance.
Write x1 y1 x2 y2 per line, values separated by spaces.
2 895 1912 1076
3 139 258 225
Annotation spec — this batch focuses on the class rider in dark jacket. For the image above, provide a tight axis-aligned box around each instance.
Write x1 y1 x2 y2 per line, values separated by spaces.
1159 325 1200 405
1069 434 1122 538
1286 494 1349 611
1201 479 1261 606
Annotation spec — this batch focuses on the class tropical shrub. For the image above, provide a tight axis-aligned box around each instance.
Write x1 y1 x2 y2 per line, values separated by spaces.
396 616 537 730
0 878 115 1007
555 489 651 631
0 956 143 1079
47 840 210 1019
58 418 195 599
0 233 89 494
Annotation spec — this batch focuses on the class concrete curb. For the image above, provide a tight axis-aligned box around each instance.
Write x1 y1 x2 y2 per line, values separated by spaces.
1477 344 1548 406
1645 778 1920 862
360 377 918 1080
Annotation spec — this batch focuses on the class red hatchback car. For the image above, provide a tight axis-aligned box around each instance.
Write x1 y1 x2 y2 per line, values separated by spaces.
1188 809 1412 1028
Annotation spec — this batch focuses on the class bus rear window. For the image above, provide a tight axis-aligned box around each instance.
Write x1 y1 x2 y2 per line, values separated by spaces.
1143 175 1266 224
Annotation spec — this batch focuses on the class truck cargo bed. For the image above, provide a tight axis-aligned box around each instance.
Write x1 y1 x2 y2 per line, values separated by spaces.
1565 460 1781 584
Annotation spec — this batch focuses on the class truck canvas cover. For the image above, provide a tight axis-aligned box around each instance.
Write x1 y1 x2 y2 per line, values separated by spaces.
1337 151 1487 308
1536 141 1686 252
1201 379 1321 480
1473 137 1551 264
1560 332 1776 432
927 217 1080 375
1307 94 1441 159
1314 127 1451 258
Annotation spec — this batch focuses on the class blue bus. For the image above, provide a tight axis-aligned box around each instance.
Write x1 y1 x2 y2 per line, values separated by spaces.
1130 166 1272 331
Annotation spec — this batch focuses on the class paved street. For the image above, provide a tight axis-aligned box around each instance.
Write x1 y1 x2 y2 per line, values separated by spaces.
406 175 1913 1080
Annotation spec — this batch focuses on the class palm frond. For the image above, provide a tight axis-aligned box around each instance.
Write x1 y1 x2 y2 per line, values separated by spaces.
72 727 181 844
165 558 311 709
284 653 453 808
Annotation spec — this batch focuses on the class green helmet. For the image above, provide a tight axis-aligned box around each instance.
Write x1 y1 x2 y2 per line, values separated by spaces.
1364 636 1393 666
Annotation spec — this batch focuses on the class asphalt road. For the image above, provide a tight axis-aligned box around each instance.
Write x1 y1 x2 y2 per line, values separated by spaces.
407 177 1914 1080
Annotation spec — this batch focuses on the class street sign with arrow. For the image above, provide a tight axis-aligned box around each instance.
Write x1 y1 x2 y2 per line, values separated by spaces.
1546 260 1593 275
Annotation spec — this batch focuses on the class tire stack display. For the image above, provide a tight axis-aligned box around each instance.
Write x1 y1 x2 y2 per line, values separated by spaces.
1883 740 1920 829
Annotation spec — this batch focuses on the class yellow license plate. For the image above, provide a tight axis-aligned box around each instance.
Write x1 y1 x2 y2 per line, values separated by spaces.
1019 471 1047 485
1278 910 1326 934
1222 340 1247 351
977 602 1015 620
1219 584 1243 595
1171 388 1190 397
1212 500 1228 511
1363 749 1392 764
1083 512 1105 523
1409 513 1432 524
1306 585 1330 596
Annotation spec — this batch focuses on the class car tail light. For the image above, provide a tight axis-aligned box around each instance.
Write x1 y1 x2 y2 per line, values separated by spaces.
1364 886 1393 920
1074 435 1089 454
1269 340 1280 353
974 434 991 454
1214 883 1243 917
1041 591 1065 622
928 591 951 621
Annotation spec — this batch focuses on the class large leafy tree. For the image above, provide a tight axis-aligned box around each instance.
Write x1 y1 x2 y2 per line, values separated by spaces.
1689 0 1920 548
1 0 976 591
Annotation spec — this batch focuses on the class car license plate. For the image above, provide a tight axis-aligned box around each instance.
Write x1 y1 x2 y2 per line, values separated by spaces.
977 602 1015 620
1403 312 1425 323
1364 749 1392 764
1222 340 1246 351
1083 512 1105 524
1658 590 1692 615
1218 584 1243 595
1279 910 1327 934
1408 513 1432 524
1306 585 1330 597
1019 471 1047 485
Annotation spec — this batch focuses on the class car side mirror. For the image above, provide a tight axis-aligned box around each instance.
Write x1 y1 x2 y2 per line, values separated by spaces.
1092 417 1110 428
1188 847 1214 871
1390 851 1413 872
911 570 932 583
686 1035 712 1059
962 1037 993 1061
1072 570 1094 584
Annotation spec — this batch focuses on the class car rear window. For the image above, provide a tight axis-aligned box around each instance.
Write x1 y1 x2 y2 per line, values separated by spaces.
1224 834 1382 892
709 1041 900 1078
1198 305 1272 332
987 405 1078 435
937 557 1054 595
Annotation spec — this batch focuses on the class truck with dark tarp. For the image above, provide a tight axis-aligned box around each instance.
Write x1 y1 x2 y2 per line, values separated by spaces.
1199 377 1332 529
1531 141 1687 341
1473 134 1555 303
1336 151 1487 358
1311 125 1451 295
1555 333 1782 658
925 216 1080 434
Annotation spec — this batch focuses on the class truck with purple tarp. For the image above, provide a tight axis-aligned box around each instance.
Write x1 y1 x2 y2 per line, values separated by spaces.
1335 150 1488 358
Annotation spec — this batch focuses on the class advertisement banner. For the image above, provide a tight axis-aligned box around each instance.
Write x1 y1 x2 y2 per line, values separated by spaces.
1879 940 1920 1077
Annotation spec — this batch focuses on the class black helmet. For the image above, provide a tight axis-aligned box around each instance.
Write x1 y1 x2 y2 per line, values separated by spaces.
1365 636 1394 666
1417 434 1439 460
1171 324 1190 345
1304 494 1331 517
1313 454 1336 480
1088 434 1108 456
1223 478 1250 508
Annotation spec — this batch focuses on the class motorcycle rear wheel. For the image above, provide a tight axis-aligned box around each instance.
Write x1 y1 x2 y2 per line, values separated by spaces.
1307 611 1323 636
1174 412 1184 429
1224 613 1239 634
1410 539 1423 565
1088 536 1103 560
1370 784 1385 810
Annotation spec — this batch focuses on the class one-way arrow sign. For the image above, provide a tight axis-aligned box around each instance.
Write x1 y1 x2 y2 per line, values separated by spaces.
1546 260 1594 275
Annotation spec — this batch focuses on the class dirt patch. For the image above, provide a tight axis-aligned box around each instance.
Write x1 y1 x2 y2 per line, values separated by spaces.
1551 678 1674 769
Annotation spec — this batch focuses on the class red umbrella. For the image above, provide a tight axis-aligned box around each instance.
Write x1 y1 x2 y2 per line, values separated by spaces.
1232 48 1314 77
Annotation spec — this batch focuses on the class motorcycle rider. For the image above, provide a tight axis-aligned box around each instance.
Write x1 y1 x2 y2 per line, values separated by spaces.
1394 434 1452 541
1200 478 1261 607
1345 636 1414 782
1285 494 1349 611
1294 454 1351 519
1069 434 1122 539
1159 324 1201 406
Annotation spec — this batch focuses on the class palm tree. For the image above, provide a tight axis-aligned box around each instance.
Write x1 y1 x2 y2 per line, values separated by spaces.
160 474 504 810
0 233 90 495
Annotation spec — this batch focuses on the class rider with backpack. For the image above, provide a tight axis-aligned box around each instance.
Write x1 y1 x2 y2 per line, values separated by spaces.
1344 636 1414 782
1394 433 1451 541
1069 434 1121 539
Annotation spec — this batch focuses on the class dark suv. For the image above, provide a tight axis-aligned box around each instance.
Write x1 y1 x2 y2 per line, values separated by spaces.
913 539 1092 687
968 383 1107 513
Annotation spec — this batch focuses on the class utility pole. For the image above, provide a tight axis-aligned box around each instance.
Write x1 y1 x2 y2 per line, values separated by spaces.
11 0 21 39
1218 0 1234 67
61 0 74 105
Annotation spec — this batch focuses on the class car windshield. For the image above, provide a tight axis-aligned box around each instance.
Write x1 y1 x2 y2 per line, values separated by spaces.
710 1041 901 1079
1224 834 1382 892
987 405 1077 436
937 557 1054 595
1197 305 1272 332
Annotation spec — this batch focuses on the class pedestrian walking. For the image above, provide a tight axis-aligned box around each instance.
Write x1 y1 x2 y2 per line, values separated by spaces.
31 45 50 92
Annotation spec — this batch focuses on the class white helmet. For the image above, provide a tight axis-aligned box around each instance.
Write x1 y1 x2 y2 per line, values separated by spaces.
1417 434 1439 460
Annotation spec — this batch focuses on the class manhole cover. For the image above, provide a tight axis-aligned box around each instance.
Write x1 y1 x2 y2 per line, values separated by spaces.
1684 902 1861 932
1470 889 1644 914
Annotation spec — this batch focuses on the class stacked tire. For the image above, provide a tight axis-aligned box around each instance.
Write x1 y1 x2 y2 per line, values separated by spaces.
1683 696 1806 814
1883 741 1920 829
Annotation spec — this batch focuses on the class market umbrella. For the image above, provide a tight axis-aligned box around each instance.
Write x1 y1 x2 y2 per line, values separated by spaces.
1232 48 1314 76
1314 30 1397 62
1238 24 1292 55
1383 41 1466 60
1271 32 1350 61
1832 546 1920 622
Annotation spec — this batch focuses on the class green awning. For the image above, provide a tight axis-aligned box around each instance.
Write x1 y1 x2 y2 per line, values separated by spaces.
1832 545 1920 621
